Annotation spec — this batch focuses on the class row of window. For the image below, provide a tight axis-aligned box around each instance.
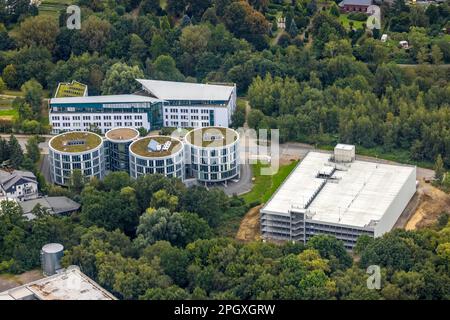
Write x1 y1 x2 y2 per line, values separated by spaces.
131 168 183 179
130 155 183 167
191 156 237 166
190 145 237 157
197 167 238 181
165 121 211 127
166 115 209 121
165 108 211 114
50 150 101 161
192 162 238 173
52 115 143 121
52 158 102 170
52 122 144 128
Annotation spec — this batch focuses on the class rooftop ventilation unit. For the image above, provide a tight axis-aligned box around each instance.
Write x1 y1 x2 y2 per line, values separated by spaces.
162 141 172 151
333 144 355 163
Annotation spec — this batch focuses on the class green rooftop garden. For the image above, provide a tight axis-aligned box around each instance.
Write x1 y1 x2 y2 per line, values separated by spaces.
50 132 102 153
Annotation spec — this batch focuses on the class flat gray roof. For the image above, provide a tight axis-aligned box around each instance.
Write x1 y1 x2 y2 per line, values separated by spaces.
137 79 235 101
262 152 416 228
50 94 160 104
0 267 116 300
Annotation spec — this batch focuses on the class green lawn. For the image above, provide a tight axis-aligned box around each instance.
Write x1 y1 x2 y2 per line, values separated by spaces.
0 109 17 117
2 89 23 97
338 14 365 30
38 0 71 16
0 97 14 108
241 160 299 205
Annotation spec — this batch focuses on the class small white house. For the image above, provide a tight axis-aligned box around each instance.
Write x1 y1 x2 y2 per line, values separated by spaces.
381 34 388 42
0 170 38 201
399 40 409 49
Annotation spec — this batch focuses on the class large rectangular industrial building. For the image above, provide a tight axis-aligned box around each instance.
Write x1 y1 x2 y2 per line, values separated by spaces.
49 79 237 134
260 145 417 249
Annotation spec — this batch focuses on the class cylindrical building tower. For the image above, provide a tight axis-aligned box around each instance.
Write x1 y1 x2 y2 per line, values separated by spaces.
105 127 140 173
48 131 105 186
185 127 240 183
129 136 184 180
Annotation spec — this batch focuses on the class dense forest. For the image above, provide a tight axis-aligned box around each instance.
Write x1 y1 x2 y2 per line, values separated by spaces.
0 172 449 300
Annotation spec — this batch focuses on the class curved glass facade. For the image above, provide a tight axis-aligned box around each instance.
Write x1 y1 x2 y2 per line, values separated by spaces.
49 144 105 186
187 141 240 182
129 139 184 180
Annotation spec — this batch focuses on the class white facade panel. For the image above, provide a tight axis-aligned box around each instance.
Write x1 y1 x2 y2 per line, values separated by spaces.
374 167 417 237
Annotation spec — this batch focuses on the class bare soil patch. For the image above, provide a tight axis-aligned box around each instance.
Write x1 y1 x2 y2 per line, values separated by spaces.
236 205 262 242
405 180 450 230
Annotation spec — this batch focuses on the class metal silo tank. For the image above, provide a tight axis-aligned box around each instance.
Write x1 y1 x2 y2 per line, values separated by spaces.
41 243 64 276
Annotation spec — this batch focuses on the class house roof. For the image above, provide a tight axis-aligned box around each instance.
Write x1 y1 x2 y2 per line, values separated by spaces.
339 0 373 6
136 79 235 101
0 170 37 191
19 196 81 217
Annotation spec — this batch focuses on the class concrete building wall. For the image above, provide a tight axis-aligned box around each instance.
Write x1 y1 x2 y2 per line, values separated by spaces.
374 167 417 237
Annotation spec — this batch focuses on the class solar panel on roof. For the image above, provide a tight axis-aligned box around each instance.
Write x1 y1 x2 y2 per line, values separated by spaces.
147 139 160 152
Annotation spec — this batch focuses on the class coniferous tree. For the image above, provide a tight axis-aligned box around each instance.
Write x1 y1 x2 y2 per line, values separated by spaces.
8 135 24 168
434 154 445 182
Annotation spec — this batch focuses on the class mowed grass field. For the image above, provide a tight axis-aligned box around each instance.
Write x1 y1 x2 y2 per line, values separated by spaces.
338 14 365 30
242 160 299 205
38 0 71 16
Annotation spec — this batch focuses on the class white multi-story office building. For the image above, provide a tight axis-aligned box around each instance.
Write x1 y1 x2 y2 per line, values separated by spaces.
48 131 106 186
129 136 184 180
260 145 417 249
49 95 163 134
136 79 236 128
184 127 240 183
48 80 237 134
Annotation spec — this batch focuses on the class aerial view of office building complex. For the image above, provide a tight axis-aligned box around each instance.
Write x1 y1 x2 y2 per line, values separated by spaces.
48 79 237 134
48 127 240 186
260 144 417 249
